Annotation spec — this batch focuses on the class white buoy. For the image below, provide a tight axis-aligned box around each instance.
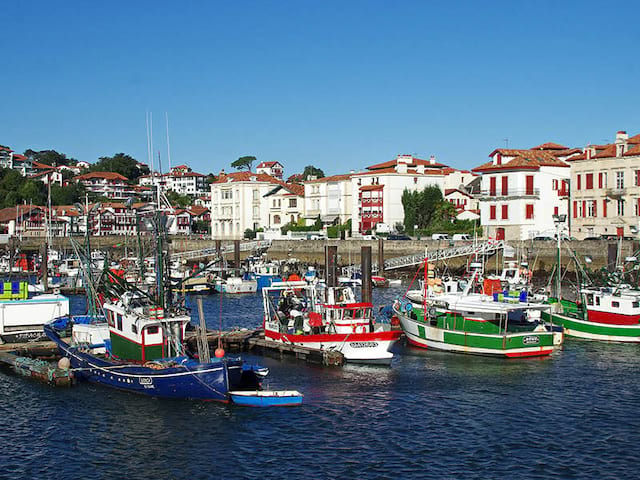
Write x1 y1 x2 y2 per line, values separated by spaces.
58 357 71 370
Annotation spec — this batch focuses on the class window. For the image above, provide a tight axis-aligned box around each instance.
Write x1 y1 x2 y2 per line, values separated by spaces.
489 177 497 196
587 201 595 217
525 175 534 195
612 301 620 308
617 199 625 216
131 324 138 334
552 179 558 190
635 170 640 187
636 199 640 217
572 201 577 219
147 326 159 335
525 204 534 219
489 205 497 220
273 214 281 224
288 198 297 208
598 172 603 189
252 189 259 201
603 199 607 217
554 206 559 216
116 314 123 331
616 171 625 189
501 176 508 195
501 204 508 219
253 206 260 218
585 173 593 189
576 174 581 190
221 189 232 200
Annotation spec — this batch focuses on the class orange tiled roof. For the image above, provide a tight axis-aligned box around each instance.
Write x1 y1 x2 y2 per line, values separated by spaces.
473 150 569 173
304 173 354 184
532 142 569 150
366 157 448 171
74 171 129 181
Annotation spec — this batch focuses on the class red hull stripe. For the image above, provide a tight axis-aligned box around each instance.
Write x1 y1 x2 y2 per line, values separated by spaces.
587 309 640 325
323 302 373 309
406 337 428 349
265 330 402 343
505 349 553 358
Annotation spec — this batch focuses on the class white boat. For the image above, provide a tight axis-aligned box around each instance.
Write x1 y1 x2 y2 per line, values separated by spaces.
0 281 69 343
262 281 402 365
215 276 258 294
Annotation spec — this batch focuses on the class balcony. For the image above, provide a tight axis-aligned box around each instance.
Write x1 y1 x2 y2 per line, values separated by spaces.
479 188 540 200
606 188 626 199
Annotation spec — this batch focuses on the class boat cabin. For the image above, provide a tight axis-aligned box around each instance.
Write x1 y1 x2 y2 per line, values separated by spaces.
582 288 640 324
104 299 189 362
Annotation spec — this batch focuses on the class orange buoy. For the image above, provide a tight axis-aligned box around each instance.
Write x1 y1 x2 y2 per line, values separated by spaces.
214 348 225 358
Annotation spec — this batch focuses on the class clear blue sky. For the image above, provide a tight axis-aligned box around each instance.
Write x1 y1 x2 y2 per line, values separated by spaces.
1 1 638 177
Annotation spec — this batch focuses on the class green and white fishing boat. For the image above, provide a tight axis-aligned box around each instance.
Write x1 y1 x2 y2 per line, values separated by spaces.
393 269 564 358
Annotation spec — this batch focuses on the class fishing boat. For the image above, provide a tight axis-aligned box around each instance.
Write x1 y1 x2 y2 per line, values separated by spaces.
45 293 261 401
393 263 563 357
246 258 282 290
542 287 640 342
229 389 303 407
0 280 69 343
262 281 402 365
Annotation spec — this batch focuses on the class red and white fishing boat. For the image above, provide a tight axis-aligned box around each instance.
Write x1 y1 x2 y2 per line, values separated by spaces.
261 281 402 365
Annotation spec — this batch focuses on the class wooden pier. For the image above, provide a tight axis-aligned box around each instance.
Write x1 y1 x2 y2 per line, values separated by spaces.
185 329 345 366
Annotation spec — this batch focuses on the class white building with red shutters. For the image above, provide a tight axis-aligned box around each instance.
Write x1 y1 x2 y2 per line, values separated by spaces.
345 155 477 234
472 145 572 241
256 161 284 180
74 172 135 200
568 130 640 239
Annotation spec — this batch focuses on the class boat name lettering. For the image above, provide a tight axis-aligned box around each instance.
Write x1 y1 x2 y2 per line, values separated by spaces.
349 341 379 348
523 336 540 345
139 377 153 385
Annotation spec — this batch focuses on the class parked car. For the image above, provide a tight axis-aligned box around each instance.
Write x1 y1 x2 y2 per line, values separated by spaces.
452 234 471 241
387 233 411 240
431 233 450 240
532 235 555 241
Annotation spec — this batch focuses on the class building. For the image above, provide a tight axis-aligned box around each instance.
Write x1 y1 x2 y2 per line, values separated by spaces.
210 171 289 239
568 131 640 239
303 174 354 227
472 147 571 240
74 172 135 200
256 161 284 180
263 183 305 228
349 155 457 234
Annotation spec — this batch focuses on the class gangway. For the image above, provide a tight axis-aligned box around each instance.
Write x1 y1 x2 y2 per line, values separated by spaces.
169 240 272 262
344 240 505 274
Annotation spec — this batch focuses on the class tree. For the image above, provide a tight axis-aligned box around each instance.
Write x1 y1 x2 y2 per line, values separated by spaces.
231 156 256 172
24 149 76 167
166 190 192 208
51 182 85 206
90 153 148 180
401 185 443 233
303 165 324 180
0 168 46 208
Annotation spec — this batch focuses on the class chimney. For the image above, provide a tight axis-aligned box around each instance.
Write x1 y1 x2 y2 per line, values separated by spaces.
616 131 629 157
429 155 436 165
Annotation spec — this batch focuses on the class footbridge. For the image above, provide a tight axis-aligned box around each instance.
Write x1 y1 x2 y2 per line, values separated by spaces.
345 240 506 274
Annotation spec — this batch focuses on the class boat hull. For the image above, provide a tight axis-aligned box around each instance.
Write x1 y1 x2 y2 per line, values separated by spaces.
399 313 560 358
543 311 640 342
264 330 402 364
45 325 242 401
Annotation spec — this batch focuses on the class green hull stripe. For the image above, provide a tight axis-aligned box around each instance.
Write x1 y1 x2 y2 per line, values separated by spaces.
543 311 640 338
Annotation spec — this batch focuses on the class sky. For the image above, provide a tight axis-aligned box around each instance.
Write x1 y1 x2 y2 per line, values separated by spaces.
1 1 639 177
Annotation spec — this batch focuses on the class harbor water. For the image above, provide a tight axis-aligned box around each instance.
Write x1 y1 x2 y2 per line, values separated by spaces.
1 287 639 479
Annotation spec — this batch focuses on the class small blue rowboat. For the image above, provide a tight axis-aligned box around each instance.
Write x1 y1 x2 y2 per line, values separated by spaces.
229 390 303 407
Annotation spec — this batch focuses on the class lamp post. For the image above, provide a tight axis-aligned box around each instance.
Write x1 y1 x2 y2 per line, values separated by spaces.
552 214 567 300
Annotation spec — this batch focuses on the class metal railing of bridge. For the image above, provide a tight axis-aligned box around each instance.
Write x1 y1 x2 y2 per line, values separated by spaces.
343 240 505 274
169 240 272 262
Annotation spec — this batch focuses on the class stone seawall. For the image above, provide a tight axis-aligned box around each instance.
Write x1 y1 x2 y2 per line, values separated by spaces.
8 236 638 274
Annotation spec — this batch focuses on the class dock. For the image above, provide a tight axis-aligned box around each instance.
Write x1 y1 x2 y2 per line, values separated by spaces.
0 350 72 386
187 329 345 366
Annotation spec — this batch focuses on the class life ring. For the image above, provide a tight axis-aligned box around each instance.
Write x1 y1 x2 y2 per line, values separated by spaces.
404 302 413 313
427 306 437 318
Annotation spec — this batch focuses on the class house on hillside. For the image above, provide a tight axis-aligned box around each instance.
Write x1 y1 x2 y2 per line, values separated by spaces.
74 171 135 200
256 161 284 180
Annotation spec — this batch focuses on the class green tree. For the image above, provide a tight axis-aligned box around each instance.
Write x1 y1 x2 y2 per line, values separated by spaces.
51 182 85 205
24 149 77 167
90 153 148 180
401 185 443 233
231 156 256 171
303 165 324 180
166 190 192 208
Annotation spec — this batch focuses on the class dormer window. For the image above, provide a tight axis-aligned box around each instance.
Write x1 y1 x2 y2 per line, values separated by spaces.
496 153 502 165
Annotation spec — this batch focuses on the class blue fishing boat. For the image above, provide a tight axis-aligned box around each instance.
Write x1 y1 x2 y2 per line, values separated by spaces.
229 390 303 407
